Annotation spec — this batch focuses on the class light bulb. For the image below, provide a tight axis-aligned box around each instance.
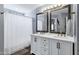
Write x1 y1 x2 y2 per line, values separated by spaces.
54 5 57 7
47 7 50 9
50 5 54 9
62 4 66 6
57 4 61 6
44 8 47 10
60 4 62 7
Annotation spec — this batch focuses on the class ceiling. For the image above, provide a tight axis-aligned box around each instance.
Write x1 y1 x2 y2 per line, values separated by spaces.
4 4 44 17
17 4 44 10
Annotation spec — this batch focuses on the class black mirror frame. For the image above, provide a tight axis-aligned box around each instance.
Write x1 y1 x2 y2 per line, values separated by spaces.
50 5 71 33
36 12 48 32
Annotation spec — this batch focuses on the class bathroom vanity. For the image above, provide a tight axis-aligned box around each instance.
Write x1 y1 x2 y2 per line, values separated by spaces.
31 33 74 55
31 4 75 55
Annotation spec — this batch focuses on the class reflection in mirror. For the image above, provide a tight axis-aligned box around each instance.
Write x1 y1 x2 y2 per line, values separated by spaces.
36 12 48 32
50 18 60 32
50 7 69 34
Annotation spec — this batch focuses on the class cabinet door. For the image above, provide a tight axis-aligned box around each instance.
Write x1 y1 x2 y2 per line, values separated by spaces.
59 41 73 55
50 39 58 55
31 36 41 55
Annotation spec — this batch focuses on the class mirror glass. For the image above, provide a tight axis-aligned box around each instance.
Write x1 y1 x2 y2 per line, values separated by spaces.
50 7 68 34
36 13 48 32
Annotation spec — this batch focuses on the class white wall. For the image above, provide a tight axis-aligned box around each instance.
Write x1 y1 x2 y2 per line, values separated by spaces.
4 12 32 54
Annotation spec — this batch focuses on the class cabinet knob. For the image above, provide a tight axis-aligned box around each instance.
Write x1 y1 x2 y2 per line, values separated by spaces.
35 50 37 51
44 50 46 51
44 40 46 41
0 12 4 14
44 45 46 46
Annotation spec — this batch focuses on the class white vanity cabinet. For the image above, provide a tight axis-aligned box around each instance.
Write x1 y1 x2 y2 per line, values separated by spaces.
31 34 74 55
50 39 73 55
31 36 50 55
31 36 41 55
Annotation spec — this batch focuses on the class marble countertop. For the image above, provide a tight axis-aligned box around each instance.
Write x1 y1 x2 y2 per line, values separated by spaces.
31 33 74 43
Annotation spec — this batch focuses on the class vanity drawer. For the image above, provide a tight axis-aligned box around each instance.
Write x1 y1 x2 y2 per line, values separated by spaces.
41 47 49 55
41 39 49 48
41 43 49 48
41 39 49 44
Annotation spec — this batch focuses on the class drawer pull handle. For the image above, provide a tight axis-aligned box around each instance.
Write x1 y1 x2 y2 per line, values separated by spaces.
57 42 60 49
58 43 60 49
57 42 58 48
34 38 37 42
44 40 46 41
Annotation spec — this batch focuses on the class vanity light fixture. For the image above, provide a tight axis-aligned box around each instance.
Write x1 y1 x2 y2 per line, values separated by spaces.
41 4 67 12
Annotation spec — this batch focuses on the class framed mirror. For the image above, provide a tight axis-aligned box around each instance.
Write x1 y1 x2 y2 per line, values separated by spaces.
36 12 48 32
50 5 71 34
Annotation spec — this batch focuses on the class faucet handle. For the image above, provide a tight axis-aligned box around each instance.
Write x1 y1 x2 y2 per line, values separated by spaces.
64 34 66 37
58 33 60 36
61 32 63 36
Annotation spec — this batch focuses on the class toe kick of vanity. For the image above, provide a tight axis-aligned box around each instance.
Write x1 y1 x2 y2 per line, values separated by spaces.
31 34 74 55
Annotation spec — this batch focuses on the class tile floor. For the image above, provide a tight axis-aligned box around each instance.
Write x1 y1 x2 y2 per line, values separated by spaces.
11 46 32 55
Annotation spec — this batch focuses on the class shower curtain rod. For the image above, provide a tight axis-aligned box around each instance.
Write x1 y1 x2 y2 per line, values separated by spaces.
4 8 25 16
3 8 33 18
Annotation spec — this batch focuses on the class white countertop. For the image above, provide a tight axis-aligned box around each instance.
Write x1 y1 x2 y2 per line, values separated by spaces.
31 33 74 43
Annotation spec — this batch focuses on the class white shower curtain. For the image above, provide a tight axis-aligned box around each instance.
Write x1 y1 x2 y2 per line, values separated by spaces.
4 12 32 54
